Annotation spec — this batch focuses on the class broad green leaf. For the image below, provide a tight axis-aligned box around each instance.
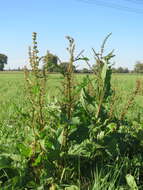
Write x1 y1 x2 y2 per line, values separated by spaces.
71 117 80 125
0 156 12 169
126 174 138 190
32 155 42 166
39 139 46 151
17 143 32 157
101 62 108 83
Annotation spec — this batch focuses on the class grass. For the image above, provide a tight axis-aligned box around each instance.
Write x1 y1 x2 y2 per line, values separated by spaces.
0 72 143 119
1 71 143 127
1 70 143 189
1 72 143 95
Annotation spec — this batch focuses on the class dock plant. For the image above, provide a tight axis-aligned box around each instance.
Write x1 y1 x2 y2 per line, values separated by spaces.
0 33 143 189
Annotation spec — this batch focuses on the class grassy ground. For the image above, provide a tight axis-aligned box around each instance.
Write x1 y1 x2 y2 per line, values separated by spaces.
1 71 143 97
0 72 143 123
1 71 143 189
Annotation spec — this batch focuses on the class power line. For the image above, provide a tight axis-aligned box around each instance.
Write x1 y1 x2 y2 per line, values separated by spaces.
75 0 143 14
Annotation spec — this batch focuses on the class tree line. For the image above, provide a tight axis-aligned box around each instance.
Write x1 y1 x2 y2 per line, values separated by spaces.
1 51 143 73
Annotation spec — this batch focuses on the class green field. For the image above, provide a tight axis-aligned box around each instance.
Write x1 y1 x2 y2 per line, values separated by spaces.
1 71 143 99
1 71 143 189
1 72 143 123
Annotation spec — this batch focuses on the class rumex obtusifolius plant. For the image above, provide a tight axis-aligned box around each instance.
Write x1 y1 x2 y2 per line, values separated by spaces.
59 36 84 151
24 32 48 184
1 33 143 189
120 79 141 121
60 36 76 150
23 33 84 188
79 33 115 123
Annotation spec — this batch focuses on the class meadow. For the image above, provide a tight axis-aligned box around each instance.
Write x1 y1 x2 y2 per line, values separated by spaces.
1 34 143 190
1 72 143 124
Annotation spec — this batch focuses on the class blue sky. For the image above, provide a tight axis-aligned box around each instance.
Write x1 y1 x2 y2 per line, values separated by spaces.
0 0 143 70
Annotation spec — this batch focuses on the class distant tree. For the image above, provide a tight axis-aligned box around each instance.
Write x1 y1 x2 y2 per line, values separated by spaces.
82 68 90 73
43 51 78 74
112 67 117 73
134 61 143 73
43 51 58 72
117 67 124 73
112 67 129 73
58 62 67 75
123 68 129 73
59 62 76 75
0 54 8 71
